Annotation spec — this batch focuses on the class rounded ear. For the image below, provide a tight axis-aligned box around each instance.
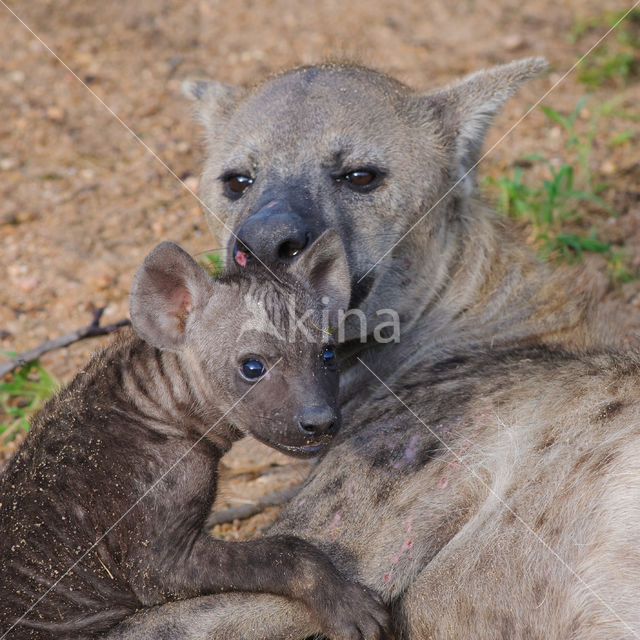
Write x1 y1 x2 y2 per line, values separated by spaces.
414 57 547 193
181 78 246 136
289 230 351 320
130 242 214 350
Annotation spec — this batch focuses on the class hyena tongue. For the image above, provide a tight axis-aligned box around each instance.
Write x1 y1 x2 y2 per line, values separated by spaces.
235 250 248 267
233 240 253 267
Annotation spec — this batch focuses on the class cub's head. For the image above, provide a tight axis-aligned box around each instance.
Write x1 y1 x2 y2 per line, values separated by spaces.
130 231 350 457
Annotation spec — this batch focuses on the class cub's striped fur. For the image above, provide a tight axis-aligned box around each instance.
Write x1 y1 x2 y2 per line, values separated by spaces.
0 236 390 640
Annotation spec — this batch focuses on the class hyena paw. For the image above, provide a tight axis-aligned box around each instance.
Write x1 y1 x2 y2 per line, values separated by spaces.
313 580 392 640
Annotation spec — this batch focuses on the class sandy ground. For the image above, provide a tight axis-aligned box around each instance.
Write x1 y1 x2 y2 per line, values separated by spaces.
1 0 640 535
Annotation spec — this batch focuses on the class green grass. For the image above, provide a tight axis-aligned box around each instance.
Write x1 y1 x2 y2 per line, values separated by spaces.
0 356 58 443
609 129 635 147
485 99 635 284
572 9 640 88
199 250 224 277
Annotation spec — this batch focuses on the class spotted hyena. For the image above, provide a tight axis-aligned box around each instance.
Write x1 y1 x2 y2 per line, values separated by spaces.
105 59 640 638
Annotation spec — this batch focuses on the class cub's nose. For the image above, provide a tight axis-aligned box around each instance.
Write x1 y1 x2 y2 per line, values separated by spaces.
297 405 339 438
233 201 312 265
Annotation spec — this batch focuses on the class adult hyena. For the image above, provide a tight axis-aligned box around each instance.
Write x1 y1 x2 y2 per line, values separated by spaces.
106 59 640 639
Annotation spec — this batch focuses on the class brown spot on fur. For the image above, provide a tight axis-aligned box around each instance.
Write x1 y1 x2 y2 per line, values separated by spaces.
534 510 547 530
593 400 624 423
320 475 344 496
573 449 618 477
572 451 591 472
534 428 556 452
589 450 618 476
501 614 516 639
549 526 562 542
487 609 516 640
373 479 394 505
371 448 391 469
532 580 546 603
569 614 582 636
430 500 474 546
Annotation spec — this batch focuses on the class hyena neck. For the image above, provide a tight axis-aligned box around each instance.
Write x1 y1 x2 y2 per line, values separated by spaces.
342 200 591 398
409 201 590 351
60 330 242 452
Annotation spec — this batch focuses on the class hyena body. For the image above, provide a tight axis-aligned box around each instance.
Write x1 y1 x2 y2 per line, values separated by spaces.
107 59 640 638
109 345 640 640
0 238 390 640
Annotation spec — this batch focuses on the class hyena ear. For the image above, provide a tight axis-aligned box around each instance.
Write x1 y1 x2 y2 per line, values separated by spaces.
289 230 351 321
130 242 214 350
181 79 246 135
418 57 547 193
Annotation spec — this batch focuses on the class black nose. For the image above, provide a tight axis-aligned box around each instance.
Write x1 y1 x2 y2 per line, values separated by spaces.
233 201 312 265
297 405 339 438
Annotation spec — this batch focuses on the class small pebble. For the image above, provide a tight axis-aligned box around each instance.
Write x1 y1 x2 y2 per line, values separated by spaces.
184 176 199 193
600 160 616 175
502 34 526 51
46 106 64 122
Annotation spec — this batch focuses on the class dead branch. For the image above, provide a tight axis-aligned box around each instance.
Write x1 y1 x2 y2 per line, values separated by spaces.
224 460 311 480
207 484 302 528
0 307 130 379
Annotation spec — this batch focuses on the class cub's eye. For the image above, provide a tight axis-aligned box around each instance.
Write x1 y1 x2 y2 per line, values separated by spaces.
240 359 266 381
322 347 336 366
223 174 254 198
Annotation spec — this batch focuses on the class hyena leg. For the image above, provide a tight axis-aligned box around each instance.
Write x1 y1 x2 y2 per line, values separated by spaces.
103 593 318 640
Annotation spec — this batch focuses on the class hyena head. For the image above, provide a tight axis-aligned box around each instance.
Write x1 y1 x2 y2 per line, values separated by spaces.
184 58 546 332
129 230 351 457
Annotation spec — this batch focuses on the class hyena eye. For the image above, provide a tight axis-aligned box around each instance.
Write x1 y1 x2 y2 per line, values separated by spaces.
322 347 337 366
222 173 254 198
240 359 266 381
345 170 375 186
334 168 382 192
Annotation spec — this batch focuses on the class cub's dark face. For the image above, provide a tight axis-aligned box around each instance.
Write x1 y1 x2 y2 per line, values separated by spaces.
131 234 350 457
192 281 341 457
229 333 341 457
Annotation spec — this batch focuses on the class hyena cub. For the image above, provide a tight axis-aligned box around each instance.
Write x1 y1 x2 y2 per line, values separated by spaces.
0 231 390 640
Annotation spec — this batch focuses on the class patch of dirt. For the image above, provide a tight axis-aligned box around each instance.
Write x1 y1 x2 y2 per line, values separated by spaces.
1 0 639 534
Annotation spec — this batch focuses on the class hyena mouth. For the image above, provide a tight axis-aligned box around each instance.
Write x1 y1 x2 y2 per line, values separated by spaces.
349 272 375 309
272 441 329 458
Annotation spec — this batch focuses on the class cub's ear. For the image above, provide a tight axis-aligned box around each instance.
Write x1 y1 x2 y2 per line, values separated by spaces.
416 57 547 193
181 78 246 137
289 230 351 324
130 242 214 350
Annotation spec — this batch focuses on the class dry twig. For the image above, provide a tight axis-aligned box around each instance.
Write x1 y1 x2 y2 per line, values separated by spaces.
207 485 302 528
0 308 130 379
